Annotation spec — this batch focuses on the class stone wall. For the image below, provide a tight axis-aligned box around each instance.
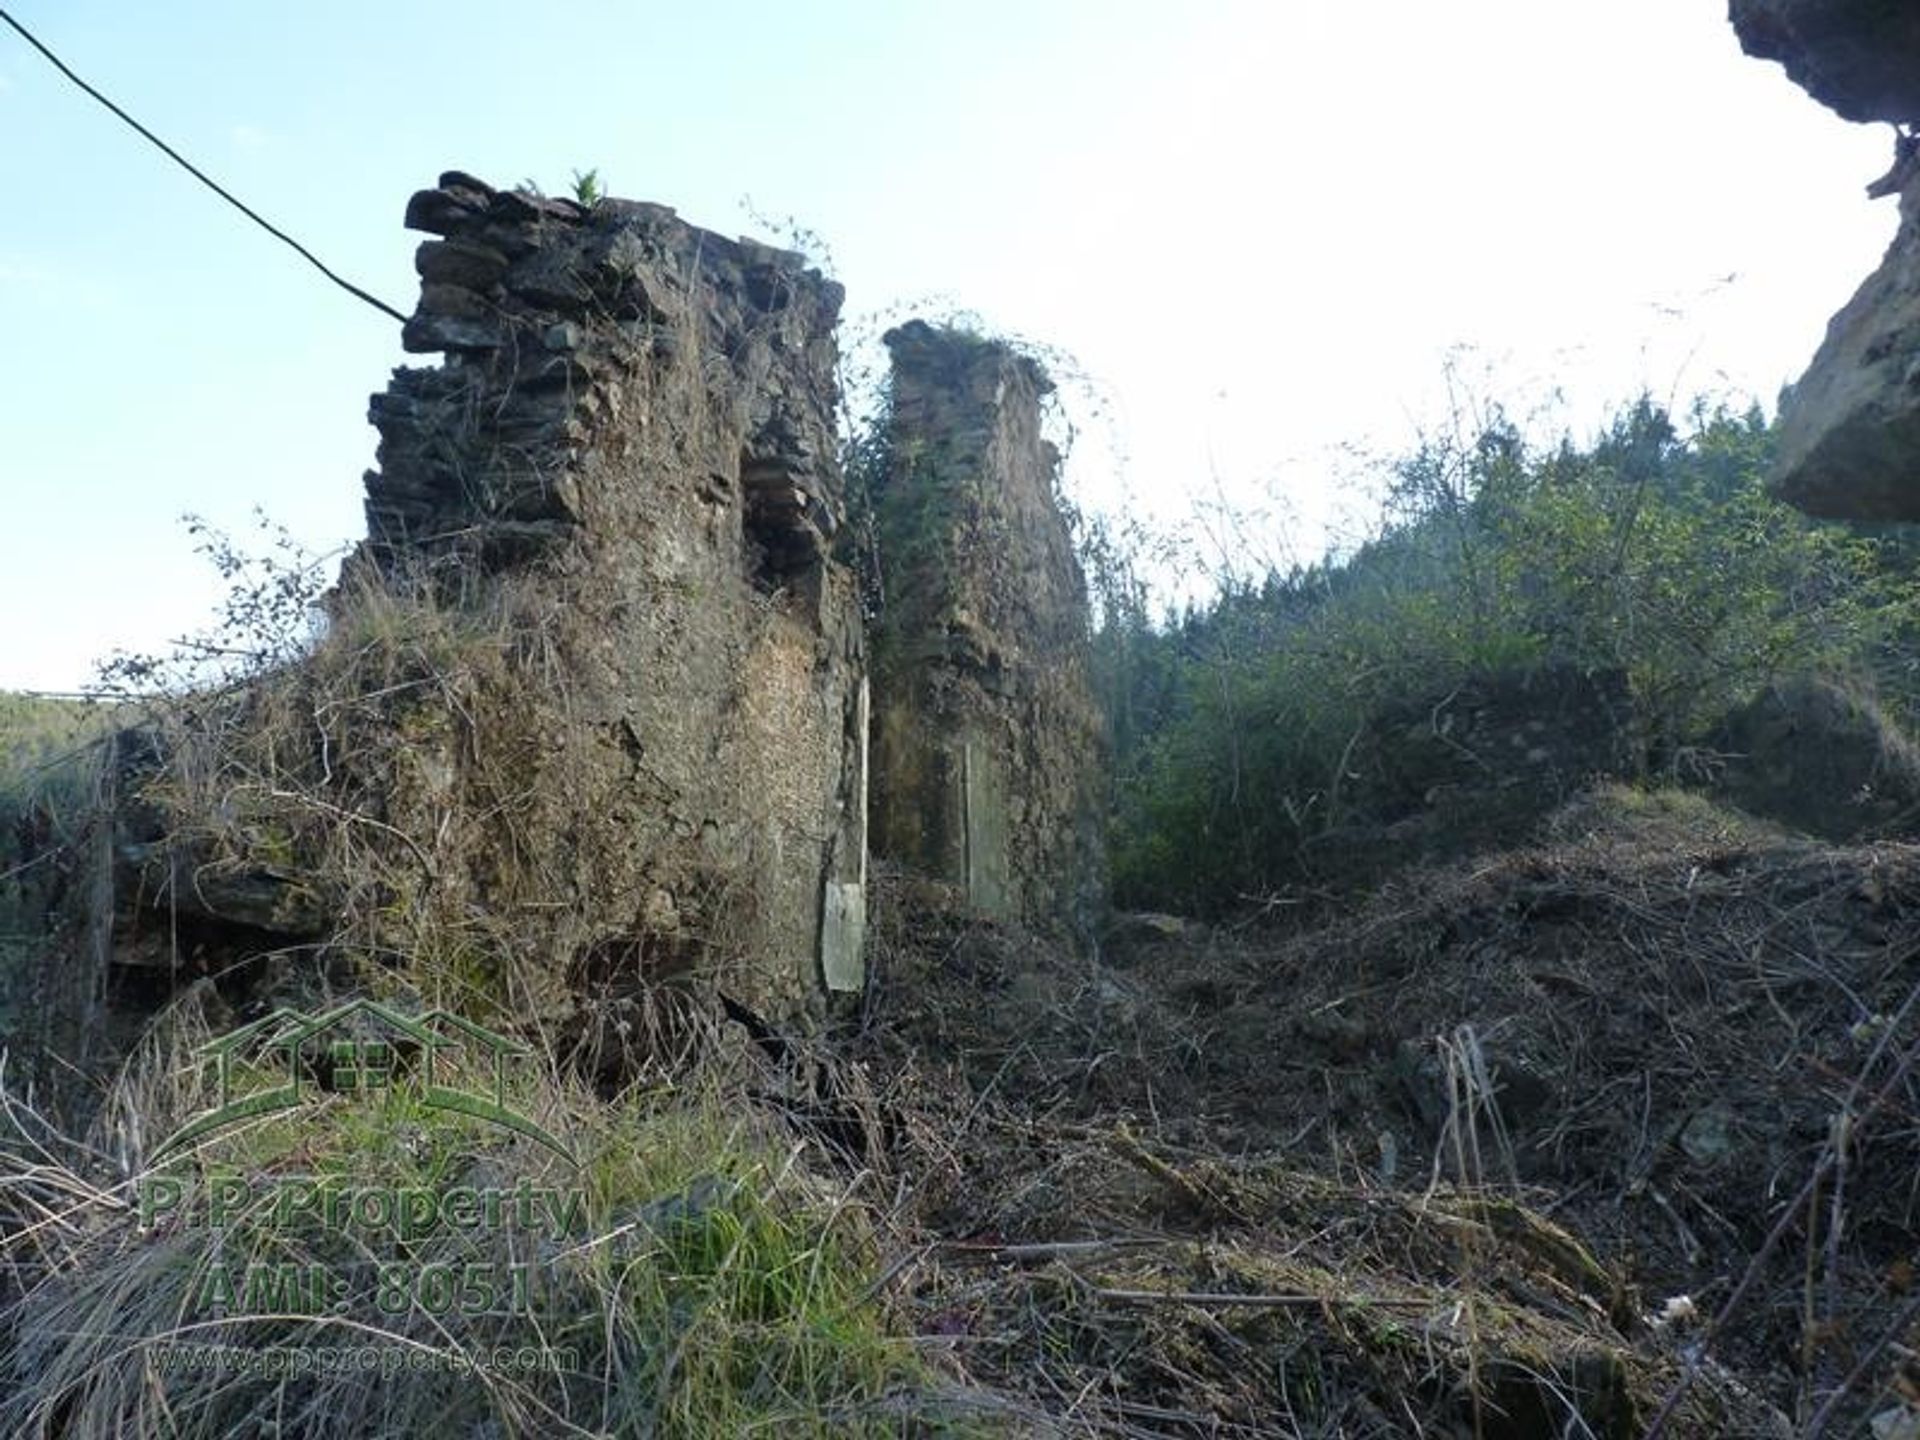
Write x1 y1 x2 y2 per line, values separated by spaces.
347 172 869 1019
363 172 845 584
93 174 869 1032
78 181 1115 1073
867 322 1106 937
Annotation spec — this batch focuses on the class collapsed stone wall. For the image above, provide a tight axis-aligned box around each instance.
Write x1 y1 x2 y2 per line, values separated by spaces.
73 177 1113 1073
867 322 1106 937
1731 2 1920 519
354 171 869 1018
366 173 845 583
102 173 869 1032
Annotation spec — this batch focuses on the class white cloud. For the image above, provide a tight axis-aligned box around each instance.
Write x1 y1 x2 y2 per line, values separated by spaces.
230 123 270 152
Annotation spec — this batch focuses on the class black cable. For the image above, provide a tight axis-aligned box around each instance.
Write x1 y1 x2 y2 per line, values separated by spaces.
0 6 406 324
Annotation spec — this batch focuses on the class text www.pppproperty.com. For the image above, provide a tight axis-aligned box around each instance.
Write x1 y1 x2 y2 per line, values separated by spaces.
151 1342 578 1378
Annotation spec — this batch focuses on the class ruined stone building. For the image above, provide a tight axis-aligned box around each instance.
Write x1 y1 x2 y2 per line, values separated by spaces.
48 172 1105 1063
329 172 873 1022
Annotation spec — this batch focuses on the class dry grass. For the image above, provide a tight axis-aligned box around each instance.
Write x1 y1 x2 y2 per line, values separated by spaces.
854 788 1920 1435
19 564 1920 1440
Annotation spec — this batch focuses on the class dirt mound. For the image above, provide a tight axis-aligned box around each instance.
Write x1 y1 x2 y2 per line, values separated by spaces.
862 788 1920 1433
893 1142 1769 1437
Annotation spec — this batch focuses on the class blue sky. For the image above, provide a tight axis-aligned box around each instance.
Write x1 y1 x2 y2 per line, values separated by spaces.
0 1 1899 690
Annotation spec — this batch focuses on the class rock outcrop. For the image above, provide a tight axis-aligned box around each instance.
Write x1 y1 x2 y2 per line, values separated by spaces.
1730 3 1920 519
1766 179 1920 521
1731 0 1920 124
867 323 1106 937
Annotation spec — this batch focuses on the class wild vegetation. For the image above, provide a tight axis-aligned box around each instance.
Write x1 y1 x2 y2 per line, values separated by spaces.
0 995 955 1439
1092 395 1920 912
8 372 1920 1435
0 693 116 1045
0 546 989 1434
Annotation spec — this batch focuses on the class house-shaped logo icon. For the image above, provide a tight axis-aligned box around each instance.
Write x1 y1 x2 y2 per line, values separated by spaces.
153 999 571 1163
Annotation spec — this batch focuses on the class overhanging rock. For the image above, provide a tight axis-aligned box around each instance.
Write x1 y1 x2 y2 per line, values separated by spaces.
1727 3 1920 520
1730 0 1920 125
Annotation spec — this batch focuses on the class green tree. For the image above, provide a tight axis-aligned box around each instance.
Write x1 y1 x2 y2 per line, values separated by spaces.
1099 397 1920 913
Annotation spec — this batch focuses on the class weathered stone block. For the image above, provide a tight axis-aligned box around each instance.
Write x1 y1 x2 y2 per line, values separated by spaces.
401 311 502 354
416 238 511 291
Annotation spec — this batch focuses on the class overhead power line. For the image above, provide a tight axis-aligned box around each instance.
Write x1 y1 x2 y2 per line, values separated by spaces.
0 6 406 323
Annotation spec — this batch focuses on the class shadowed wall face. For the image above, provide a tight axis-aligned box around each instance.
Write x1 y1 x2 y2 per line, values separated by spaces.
868 321 1106 939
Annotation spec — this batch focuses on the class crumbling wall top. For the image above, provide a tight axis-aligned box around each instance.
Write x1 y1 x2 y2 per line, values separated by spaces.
362 171 846 580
